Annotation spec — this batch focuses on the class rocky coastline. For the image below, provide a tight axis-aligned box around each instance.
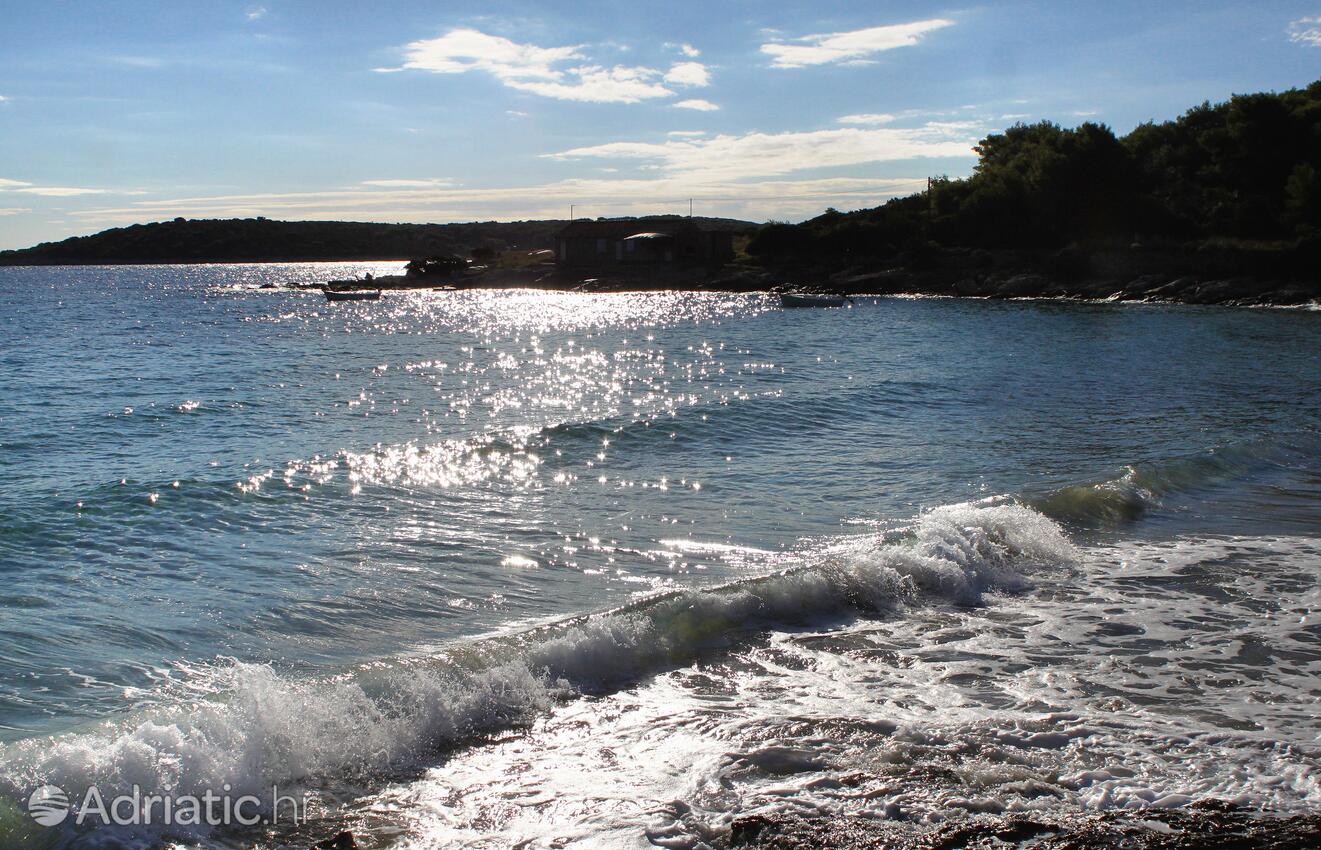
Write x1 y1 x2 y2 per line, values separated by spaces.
332 247 1319 308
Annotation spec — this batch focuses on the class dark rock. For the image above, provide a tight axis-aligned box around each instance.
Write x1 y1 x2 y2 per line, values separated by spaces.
1185 279 1240 304
1269 284 1317 305
951 277 986 297
312 831 358 850
1119 274 1169 299
998 273 1049 298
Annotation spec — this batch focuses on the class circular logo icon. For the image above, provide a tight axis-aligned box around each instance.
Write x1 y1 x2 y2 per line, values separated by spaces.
27 785 70 827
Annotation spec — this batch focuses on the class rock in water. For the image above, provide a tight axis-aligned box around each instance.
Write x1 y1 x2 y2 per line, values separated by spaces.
313 831 358 850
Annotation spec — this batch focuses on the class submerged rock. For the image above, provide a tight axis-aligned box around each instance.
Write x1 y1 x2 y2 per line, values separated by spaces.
312 830 358 850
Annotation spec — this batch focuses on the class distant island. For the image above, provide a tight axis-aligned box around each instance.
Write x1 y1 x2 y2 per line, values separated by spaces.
3 82 1317 307
0 218 570 266
0 215 753 267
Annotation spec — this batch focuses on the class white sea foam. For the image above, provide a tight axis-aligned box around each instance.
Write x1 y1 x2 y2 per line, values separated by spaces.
366 533 1321 849
4 521 1319 849
0 501 1074 847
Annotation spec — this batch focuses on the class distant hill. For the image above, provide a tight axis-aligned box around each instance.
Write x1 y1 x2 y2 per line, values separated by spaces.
0 215 755 266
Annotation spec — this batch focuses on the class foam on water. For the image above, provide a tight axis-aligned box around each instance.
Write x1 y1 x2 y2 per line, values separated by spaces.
358 533 1321 850
0 501 1074 846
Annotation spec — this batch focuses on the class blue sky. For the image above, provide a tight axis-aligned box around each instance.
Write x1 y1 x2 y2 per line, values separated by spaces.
1 1 1318 249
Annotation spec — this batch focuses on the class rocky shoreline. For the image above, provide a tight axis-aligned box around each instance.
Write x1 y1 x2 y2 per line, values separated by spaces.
799 267 1319 307
325 261 1318 308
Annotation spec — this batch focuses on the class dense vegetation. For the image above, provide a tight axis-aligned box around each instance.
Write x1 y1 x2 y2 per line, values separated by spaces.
750 81 1321 260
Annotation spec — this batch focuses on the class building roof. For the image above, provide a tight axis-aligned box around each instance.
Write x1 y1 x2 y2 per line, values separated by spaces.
622 232 673 240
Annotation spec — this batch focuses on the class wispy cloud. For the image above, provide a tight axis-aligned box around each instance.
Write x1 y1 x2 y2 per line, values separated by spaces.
545 123 977 181
0 95 8 104
1 177 112 196
108 55 167 68
65 175 932 228
17 187 109 197
359 178 454 188
838 113 895 125
1289 16 1321 46
665 42 701 58
664 61 710 87
674 99 719 111
762 19 954 68
382 28 678 104
0 208 30 216
246 6 267 22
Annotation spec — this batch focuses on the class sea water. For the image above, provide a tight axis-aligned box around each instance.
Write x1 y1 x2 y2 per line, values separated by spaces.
0 263 1317 848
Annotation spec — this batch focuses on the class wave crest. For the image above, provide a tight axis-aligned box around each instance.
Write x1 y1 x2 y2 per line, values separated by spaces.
0 500 1075 841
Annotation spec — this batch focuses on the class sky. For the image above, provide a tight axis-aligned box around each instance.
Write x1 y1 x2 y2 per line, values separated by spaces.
1 1 1319 249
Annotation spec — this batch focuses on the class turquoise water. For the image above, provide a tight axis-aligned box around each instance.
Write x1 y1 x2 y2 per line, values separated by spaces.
0 264 1318 847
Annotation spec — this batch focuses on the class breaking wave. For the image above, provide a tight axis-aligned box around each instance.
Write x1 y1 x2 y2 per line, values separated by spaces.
0 500 1074 842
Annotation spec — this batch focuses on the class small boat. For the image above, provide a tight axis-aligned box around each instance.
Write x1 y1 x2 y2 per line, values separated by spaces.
779 292 850 308
324 288 382 302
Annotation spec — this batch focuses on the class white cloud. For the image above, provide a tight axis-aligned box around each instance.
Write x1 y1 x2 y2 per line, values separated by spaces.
838 113 895 125
1072 109 1100 117
0 177 111 196
510 66 673 104
1288 16 1321 45
0 208 29 216
246 6 267 21
15 186 108 197
664 61 710 87
384 28 675 104
674 99 720 111
359 178 455 188
391 28 581 80
665 42 701 57
762 19 954 68
545 123 977 182
668 130 707 137
0 95 8 103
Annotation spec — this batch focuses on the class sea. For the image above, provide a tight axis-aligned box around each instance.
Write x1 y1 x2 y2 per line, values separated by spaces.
0 262 1317 848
